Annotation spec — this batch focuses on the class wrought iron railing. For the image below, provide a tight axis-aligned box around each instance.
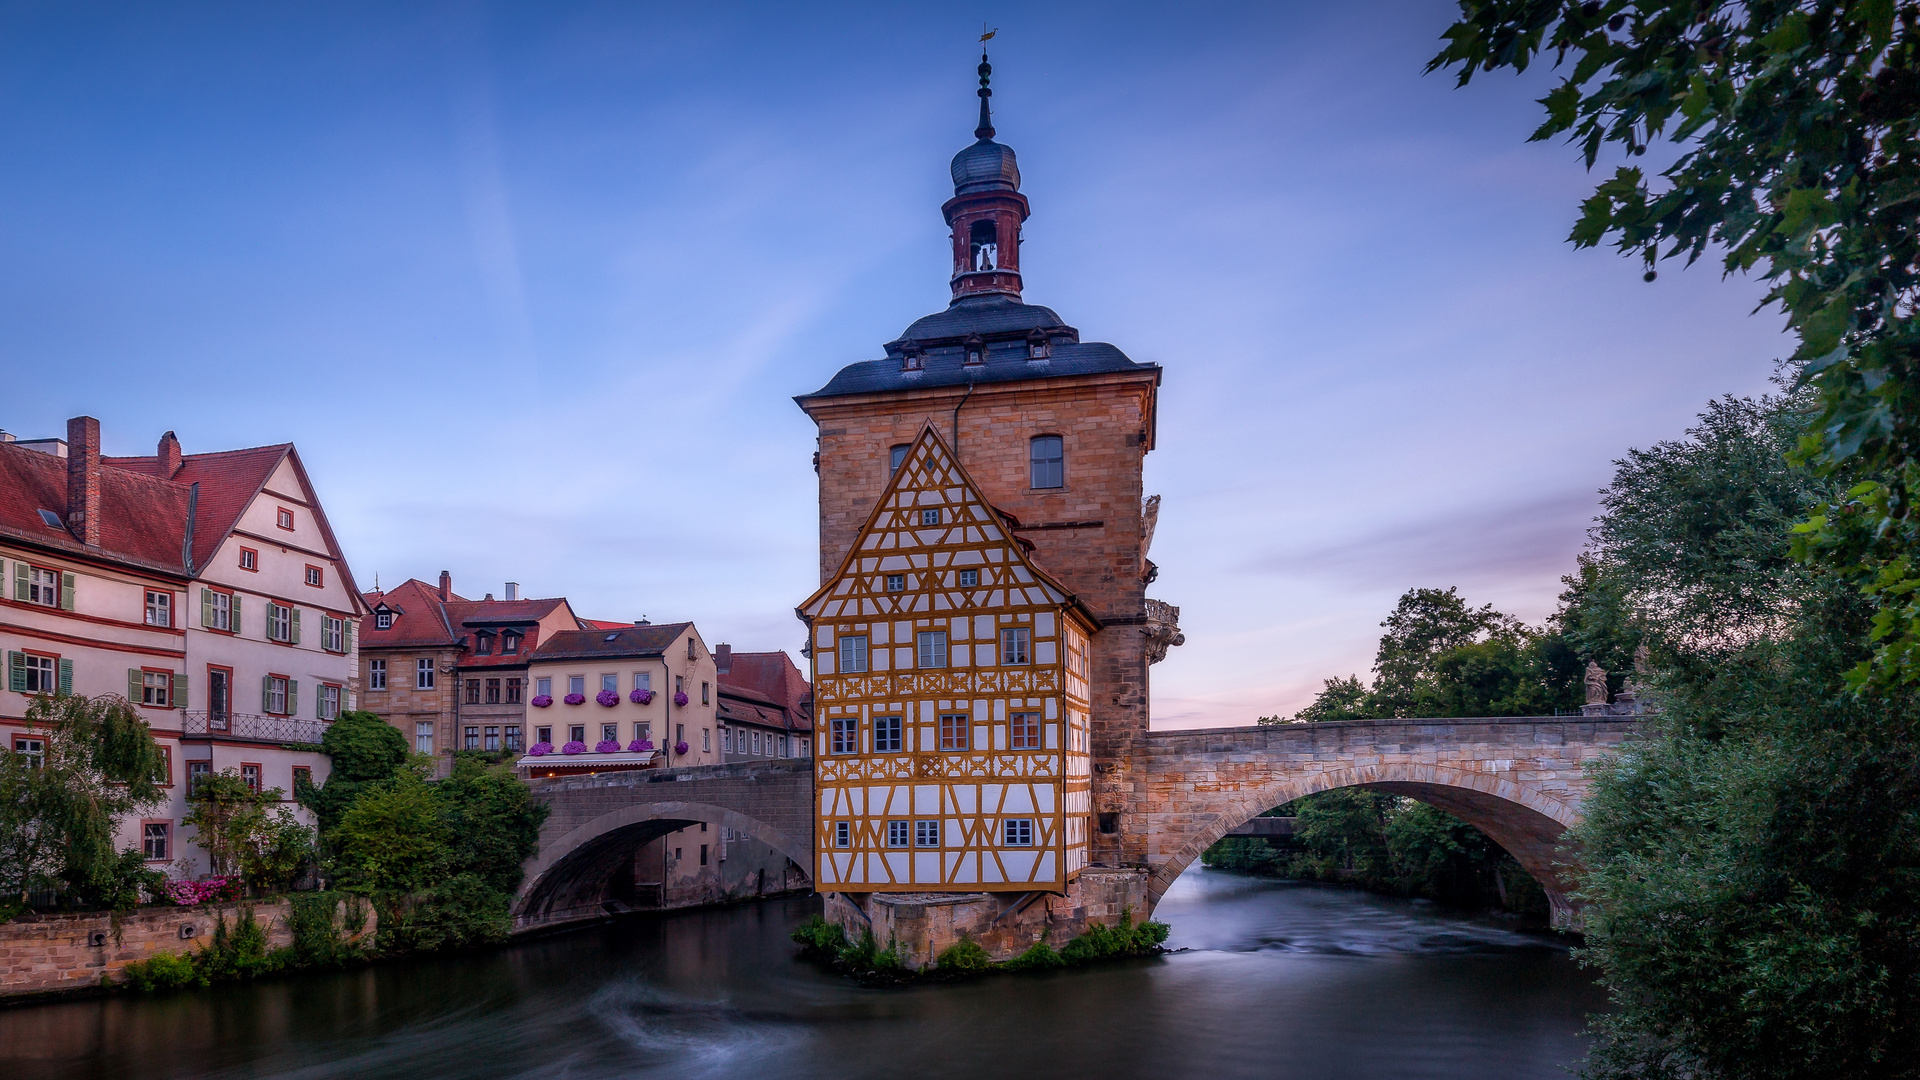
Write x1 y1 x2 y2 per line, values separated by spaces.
181 711 329 746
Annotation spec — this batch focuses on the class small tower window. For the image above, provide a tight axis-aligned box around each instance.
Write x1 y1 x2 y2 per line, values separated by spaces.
969 220 998 271
1028 330 1051 360
963 333 986 366
900 343 924 372
890 445 909 475
1030 435 1064 489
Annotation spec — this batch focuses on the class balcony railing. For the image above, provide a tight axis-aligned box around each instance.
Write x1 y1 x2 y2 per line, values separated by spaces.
181 711 330 747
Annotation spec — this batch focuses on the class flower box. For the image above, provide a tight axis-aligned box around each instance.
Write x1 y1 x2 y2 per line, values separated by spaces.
630 689 654 705
561 740 587 755
527 741 555 757
674 741 690 756
531 695 554 709
596 689 620 707
627 739 655 752
563 693 586 706
594 739 621 753
673 691 689 707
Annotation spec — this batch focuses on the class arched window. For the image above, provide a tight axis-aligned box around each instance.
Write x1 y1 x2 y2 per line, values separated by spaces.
889 444 909 475
968 220 998 272
1030 435 1064 489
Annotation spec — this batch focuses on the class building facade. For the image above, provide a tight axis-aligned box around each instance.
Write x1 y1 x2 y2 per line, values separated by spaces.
518 620 721 777
2 418 361 879
716 645 812 762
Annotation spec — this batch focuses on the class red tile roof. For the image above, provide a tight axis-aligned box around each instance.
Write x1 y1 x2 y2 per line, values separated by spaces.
718 651 812 732
529 622 693 662
359 578 463 648
359 583 582 667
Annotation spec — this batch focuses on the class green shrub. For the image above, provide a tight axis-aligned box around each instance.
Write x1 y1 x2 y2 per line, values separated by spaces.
1004 939 1064 970
836 928 878 970
284 891 369 967
193 907 277 981
790 914 846 957
872 938 905 972
120 950 204 992
935 935 992 973
1058 910 1170 964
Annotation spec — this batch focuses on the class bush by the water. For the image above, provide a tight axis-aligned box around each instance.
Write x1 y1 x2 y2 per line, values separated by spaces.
1002 939 1064 970
935 936 991 973
793 912 1167 979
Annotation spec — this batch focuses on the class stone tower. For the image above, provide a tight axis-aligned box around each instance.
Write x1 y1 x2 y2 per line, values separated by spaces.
795 52 1174 893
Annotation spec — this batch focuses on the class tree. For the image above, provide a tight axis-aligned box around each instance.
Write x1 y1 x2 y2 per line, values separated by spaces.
181 771 313 891
300 710 409 833
1372 587 1521 714
0 693 167 915
1429 1 1920 685
1265 675 1375 723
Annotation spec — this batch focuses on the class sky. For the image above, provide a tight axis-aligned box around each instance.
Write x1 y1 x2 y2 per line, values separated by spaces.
0 1 1787 728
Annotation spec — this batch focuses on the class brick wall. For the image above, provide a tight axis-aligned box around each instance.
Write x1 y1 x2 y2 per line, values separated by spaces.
361 647 459 769
0 900 293 998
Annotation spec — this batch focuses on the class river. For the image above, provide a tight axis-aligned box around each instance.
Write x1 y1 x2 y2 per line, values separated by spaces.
0 869 1605 1080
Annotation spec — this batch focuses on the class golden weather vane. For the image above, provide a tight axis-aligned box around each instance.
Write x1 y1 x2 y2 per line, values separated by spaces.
980 24 997 42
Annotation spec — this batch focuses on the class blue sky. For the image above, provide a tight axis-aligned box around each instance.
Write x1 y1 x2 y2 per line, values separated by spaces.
0 2 1785 727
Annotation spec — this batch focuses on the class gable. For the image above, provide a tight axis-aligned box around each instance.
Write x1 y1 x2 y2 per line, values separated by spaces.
800 425 1080 623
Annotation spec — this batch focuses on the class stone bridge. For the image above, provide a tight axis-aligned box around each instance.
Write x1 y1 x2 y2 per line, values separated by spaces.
512 760 814 933
511 717 1635 934
1135 716 1640 926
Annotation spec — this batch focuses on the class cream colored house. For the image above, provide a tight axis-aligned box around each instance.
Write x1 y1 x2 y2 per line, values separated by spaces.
518 621 720 776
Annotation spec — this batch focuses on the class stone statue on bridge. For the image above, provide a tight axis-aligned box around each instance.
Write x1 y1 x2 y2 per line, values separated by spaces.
1584 661 1608 707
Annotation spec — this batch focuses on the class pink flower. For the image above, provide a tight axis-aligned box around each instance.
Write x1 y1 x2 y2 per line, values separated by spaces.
673 691 689 707
561 740 587 755
563 693 586 705
530 695 554 708
596 689 620 707
528 741 554 756
594 738 621 753
674 741 690 756
630 689 654 704
627 739 654 752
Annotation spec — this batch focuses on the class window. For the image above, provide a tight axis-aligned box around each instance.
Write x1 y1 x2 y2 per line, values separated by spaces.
188 760 210 791
13 737 44 769
265 675 289 715
834 821 851 848
703 728 711 752
292 766 312 791
915 820 940 848
919 508 940 525
501 632 518 655
204 589 233 631
1005 818 1034 847
475 633 492 656
375 611 393 630
239 547 258 572
368 659 387 690
568 675 585 697
505 725 522 751
917 631 947 669
884 574 905 592
317 684 340 720
266 602 292 643
887 820 910 848
153 746 172 786
464 726 479 750
632 672 651 693
675 676 684 697
601 674 618 694
873 716 902 753
140 670 171 707
723 729 733 753
634 722 650 744
145 591 171 627
464 679 480 705
1011 712 1041 750
276 508 295 530
702 681 710 705
536 677 552 698
570 725 586 744
20 654 56 693
1030 435 1064 489
688 637 698 661
940 713 970 751
838 635 868 673
415 722 434 754
1002 627 1031 665
889 445 909 474
486 678 501 704
602 723 618 743
241 764 261 792
323 616 344 653
700 844 708 866
830 718 857 755
417 659 436 689
752 730 762 755
304 565 323 588
142 822 170 861
535 726 552 745
959 569 979 588
27 566 59 606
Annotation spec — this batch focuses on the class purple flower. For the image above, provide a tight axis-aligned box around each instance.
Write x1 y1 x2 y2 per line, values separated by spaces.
563 693 586 706
530 695 554 709
596 689 620 707
528 741 554 757
674 741 690 756
629 688 654 705
627 738 654 752
594 738 621 753
673 691 689 707
561 740 587 755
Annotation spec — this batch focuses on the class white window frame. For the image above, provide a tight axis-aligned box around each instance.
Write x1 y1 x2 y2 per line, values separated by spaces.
416 658 435 690
415 721 434 754
27 566 59 607
914 820 940 848
959 569 979 588
322 616 344 653
873 716 902 753
375 611 392 630
887 820 910 848
141 670 171 707
22 654 55 694
1002 627 1031 665
917 631 947 669
1005 818 1033 847
266 602 291 643
838 635 868 673
317 683 340 721
265 675 289 715
145 591 171 627
834 821 851 848
885 574 905 592
368 659 387 690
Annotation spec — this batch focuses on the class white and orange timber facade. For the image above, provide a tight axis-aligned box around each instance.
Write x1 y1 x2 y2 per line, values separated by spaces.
800 426 1096 892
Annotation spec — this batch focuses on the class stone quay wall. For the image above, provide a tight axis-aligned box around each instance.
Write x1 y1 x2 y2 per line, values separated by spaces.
1 900 293 999
825 866 1149 970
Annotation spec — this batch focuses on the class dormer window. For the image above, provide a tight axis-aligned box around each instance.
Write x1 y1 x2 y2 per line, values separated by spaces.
475 632 493 656
963 333 986 366
375 607 393 630
502 631 519 654
900 342 924 372
1028 331 1051 360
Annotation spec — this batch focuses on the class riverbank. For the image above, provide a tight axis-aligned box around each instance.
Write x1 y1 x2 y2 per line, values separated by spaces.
789 909 1170 983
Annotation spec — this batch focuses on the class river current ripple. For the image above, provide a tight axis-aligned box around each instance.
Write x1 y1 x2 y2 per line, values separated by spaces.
0 869 1606 1080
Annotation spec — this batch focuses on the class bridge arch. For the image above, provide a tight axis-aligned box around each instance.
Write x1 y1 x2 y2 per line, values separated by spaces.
515 800 811 931
1149 762 1582 926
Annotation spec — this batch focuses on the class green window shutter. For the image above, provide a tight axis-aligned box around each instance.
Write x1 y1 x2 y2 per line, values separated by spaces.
59 572 75 611
12 562 26 601
263 675 272 713
231 595 241 634
8 652 24 693
201 588 214 628
173 671 188 706
128 668 142 701
346 618 355 654
291 607 301 645
57 659 72 695
287 679 298 716
316 685 325 719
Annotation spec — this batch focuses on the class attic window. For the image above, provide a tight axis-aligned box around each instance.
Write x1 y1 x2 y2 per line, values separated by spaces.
604 633 618 642
1028 331 1051 360
502 632 519 654
375 611 393 630
36 509 62 529
963 334 986 366
900 343 924 372
476 632 493 655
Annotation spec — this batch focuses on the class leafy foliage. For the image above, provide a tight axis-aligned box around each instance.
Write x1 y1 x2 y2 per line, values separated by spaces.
935 935 992 972
0 694 168 913
1430 0 1920 686
301 710 409 833
182 770 313 891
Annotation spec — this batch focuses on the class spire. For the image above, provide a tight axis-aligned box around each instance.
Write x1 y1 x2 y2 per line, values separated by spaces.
975 50 994 140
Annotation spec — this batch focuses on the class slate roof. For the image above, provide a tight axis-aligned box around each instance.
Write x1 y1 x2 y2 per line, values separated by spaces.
530 622 693 662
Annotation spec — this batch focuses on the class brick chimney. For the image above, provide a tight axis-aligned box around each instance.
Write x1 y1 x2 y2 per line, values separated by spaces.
158 431 182 477
438 570 452 601
65 416 101 546
715 643 732 674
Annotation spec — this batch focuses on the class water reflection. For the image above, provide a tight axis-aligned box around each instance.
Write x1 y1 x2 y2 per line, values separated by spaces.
0 870 1604 1080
